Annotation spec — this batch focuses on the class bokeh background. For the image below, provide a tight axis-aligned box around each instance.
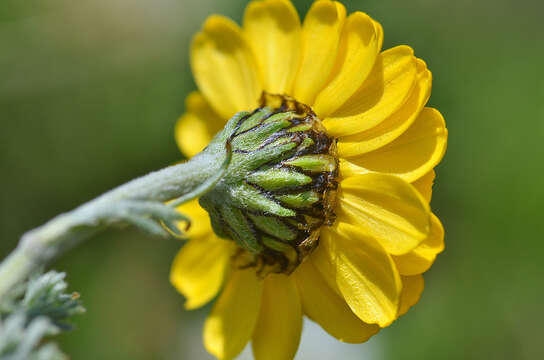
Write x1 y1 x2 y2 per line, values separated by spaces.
1 0 543 359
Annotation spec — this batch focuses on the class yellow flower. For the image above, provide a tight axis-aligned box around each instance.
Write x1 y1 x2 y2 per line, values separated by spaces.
171 0 447 359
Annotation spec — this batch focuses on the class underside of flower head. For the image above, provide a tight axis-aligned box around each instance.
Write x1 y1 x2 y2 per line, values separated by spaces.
169 1 448 359
200 92 339 275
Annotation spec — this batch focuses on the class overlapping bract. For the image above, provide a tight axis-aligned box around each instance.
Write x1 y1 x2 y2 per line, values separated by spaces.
198 95 338 273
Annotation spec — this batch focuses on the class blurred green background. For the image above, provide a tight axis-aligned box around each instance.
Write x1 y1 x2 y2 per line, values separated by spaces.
1 0 543 359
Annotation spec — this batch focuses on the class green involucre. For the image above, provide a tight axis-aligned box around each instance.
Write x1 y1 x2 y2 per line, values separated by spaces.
198 93 338 274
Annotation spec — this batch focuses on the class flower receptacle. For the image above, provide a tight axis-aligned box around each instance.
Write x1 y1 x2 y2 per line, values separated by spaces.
200 93 338 274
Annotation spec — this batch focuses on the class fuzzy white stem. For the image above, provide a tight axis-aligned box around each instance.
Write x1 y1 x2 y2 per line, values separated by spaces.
0 112 244 300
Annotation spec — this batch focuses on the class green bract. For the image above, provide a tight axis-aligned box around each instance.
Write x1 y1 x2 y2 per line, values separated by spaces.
199 93 338 274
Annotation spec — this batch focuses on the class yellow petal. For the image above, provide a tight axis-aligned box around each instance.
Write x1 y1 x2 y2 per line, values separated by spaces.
174 198 213 239
372 19 383 50
393 213 445 276
323 46 417 137
252 274 302 360
170 234 233 310
338 173 431 255
192 15 262 119
411 170 435 203
339 107 447 182
312 224 402 327
294 260 379 343
313 12 381 117
175 92 225 158
337 59 431 156
398 275 424 316
292 0 346 105
204 269 263 360
244 0 301 94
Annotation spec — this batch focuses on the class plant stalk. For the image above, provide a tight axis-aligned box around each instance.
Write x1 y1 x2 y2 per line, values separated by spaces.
0 113 242 300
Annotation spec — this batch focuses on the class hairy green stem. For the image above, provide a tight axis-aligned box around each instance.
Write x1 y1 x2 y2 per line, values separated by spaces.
0 113 242 300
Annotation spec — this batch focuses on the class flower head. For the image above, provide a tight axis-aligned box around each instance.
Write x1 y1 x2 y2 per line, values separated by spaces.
171 0 447 359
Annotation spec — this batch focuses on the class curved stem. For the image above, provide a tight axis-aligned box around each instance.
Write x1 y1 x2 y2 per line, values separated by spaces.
0 113 243 300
